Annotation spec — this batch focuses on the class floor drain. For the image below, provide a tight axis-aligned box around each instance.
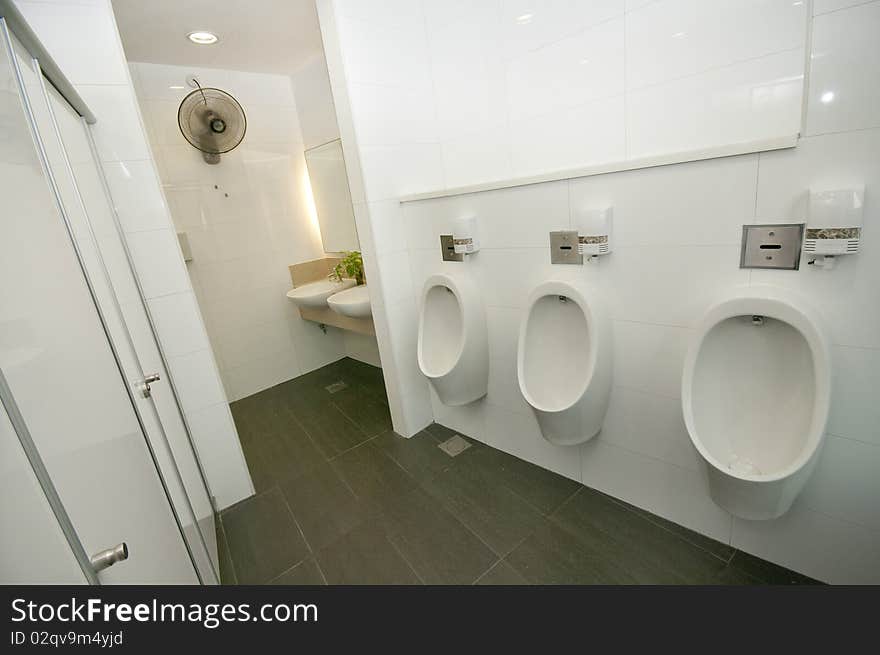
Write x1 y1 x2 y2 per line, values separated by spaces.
324 381 348 394
438 434 471 457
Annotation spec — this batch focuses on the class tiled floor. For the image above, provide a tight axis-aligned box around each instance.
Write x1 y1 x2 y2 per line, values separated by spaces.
218 357 819 585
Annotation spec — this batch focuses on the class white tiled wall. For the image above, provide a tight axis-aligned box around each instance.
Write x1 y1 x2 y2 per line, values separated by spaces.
319 0 880 582
331 0 807 196
129 62 348 401
15 0 253 510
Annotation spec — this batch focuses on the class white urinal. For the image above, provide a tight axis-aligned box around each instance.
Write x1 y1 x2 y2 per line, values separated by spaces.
682 286 831 520
417 273 488 406
517 280 612 446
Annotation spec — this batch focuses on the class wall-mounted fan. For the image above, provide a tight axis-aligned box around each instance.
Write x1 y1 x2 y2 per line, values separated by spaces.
177 81 246 164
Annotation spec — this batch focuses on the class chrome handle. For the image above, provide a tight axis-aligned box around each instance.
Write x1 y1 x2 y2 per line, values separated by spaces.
90 542 128 573
136 372 161 398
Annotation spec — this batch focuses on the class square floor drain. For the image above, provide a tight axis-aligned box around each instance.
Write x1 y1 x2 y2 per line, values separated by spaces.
324 381 348 394
438 434 471 457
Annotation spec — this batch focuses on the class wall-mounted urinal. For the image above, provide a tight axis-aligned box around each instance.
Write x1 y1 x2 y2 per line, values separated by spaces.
417 273 488 405
682 286 831 520
517 280 612 446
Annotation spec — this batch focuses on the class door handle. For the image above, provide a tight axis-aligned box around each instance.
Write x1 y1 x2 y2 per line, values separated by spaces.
135 373 161 398
90 542 128 573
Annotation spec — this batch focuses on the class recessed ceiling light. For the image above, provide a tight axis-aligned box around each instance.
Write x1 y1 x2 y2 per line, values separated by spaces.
187 31 218 45
672 31 686 38
169 85 185 90
516 13 533 24
820 91 835 104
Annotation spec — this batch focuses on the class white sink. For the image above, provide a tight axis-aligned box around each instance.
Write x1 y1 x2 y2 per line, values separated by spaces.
327 284 371 318
286 278 356 308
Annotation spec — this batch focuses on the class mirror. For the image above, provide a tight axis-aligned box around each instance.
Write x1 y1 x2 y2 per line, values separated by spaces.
305 139 359 253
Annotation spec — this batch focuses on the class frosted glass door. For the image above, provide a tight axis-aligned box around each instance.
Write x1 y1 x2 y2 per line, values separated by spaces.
0 25 197 583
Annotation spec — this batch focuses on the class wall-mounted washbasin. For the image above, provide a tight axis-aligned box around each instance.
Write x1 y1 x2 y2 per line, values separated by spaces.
328 284 371 318
286 278 356 308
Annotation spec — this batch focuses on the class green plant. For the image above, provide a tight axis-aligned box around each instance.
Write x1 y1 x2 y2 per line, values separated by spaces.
330 250 365 285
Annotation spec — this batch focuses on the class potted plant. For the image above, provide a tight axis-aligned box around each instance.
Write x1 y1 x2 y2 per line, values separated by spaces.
329 250 365 286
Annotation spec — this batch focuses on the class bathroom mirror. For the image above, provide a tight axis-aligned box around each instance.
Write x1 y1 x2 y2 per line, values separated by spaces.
305 138 360 252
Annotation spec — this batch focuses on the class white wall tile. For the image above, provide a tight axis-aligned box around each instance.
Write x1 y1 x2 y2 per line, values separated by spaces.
626 0 806 90
78 85 152 162
753 130 880 349
509 95 626 177
600 386 701 471
349 83 438 146
483 403 582 482
828 346 880 445
16 1 129 85
581 439 733 543
441 126 513 189
612 320 691 399
126 228 190 299
168 348 227 414
184 403 254 508
604 245 749 327
343 331 382 367
806 1 880 135
499 0 624 59
801 435 880 531
732 502 880 584
569 153 758 247
102 160 170 233
359 143 445 201
147 291 210 359
813 0 875 15
627 49 804 158
431 390 488 443
506 18 624 121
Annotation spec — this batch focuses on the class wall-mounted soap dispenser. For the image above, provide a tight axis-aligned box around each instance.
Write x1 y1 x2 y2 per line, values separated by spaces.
452 216 480 255
804 187 864 270
573 207 613 260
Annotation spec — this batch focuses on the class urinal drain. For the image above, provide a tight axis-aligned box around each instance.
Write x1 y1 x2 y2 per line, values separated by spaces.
728 455 761 475
324 381 348 394
438 434 472 457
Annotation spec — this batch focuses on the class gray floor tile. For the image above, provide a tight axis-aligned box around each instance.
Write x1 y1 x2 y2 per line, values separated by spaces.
379 488 497 585
252 430 324 486
269 559 327 585
330 443 418 513
371 429 452 483
550 487 728 584
466 446 580 515
506 520 640 585
623 500 735 562
221 488 311 584
216 522 236 585
727 551 821 585
223 358 815 586
331 386 392 436
295 403 371 459
316 522 421 585
422 458 545 557
476 560 530 585
279 462 366 551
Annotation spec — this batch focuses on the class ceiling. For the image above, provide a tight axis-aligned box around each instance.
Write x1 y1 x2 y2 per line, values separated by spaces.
111 0 324 75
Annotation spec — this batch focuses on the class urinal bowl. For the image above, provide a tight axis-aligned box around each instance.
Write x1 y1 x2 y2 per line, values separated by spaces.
517 280 612 446
682 287 831 520
417 273 488 406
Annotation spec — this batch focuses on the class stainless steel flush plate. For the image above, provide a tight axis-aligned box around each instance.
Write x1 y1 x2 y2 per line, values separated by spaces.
550 230 583 265
440 234 463 262
740 223 804 270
